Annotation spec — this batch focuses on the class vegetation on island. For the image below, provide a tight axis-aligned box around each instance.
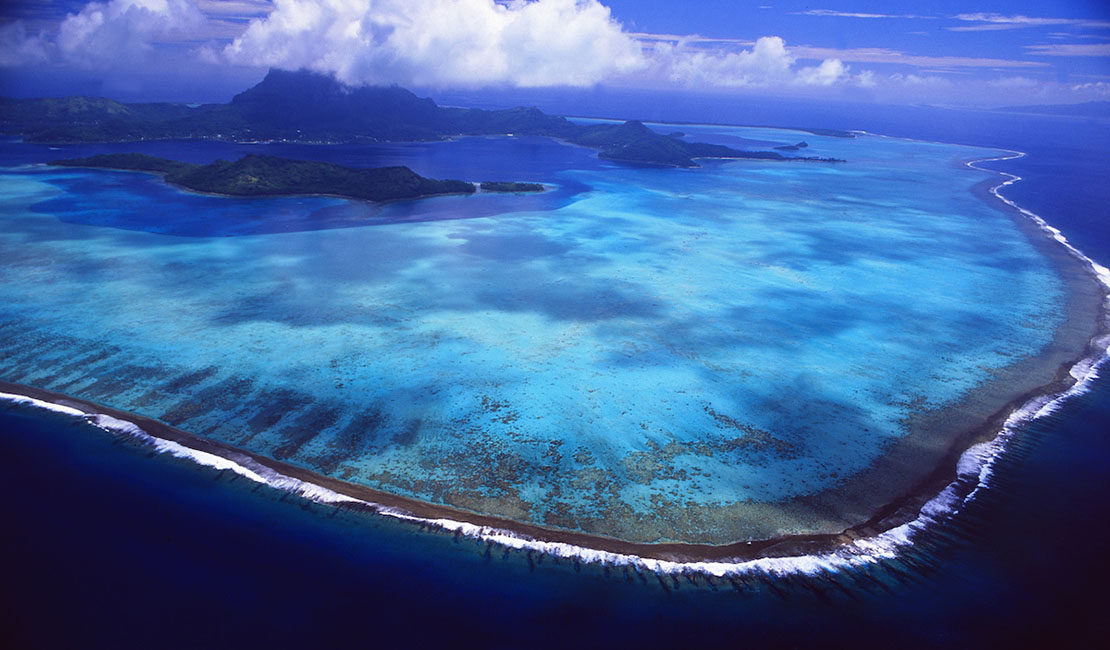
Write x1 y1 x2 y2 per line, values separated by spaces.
479 181 545 193
50 153 477 201
565 119 779 166
5 70 847 167
774 141 809 151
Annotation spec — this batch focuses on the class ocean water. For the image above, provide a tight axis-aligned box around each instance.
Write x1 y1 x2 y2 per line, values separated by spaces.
0 124 1079 543
2 101 1108 647
4 374 1109 647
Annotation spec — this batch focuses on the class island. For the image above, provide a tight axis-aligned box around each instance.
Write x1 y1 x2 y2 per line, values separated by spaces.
479 181 545 193
49 153 477 202
774 141 809 151
4 69 844 168
995 100 1110 117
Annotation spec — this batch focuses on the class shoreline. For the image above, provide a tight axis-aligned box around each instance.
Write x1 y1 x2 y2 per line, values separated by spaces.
41 161 486 206
3 140 1109 574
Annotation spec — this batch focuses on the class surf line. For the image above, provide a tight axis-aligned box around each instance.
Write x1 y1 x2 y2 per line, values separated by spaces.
3 151 1110 578
957 150 1110 498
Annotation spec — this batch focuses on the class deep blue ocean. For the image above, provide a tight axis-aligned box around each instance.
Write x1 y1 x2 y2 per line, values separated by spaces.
2 95 1109 648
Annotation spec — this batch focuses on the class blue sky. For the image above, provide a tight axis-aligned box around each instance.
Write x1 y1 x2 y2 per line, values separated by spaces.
1 1 1108 106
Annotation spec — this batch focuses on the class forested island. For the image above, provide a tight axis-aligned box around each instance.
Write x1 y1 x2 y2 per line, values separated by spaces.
774 141 809 151
4 69 844 168
479 181 545 193
49 153 479 202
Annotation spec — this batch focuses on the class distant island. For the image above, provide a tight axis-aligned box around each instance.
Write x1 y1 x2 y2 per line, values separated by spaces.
3 69 844 168
479 181 544 193
774 141 809 151
49 153 479 202
994 101 1110 118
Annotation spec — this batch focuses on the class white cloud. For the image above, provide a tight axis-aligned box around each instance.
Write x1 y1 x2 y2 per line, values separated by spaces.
1047 32 1110 41
1071 81 1110 95
223 0 645 87
0 21 51 66
1026 43 1110 57
0 0 866 92
796 10 932 20
946 23 1023 33
656 36 852 88
789 45 1048 69
888 73 952 88
55 0 206 66
950 13 1110 32
661 37 790 87
0 0 260 67
629 32 754 46
10 0 1076 105
794 58 848 86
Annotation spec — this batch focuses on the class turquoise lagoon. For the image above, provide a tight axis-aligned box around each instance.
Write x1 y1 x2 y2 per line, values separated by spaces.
0 126 1089 544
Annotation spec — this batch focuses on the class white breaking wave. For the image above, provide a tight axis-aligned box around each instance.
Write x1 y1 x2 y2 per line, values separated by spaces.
2 140 1108 579
0 392 87 417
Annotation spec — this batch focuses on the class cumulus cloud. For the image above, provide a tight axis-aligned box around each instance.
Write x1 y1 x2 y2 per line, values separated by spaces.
224 5 861 92
55 0 206 66
794 58 849 86
655 36 854 88
1072 81 1110 96
887 73 952 88
0 0 870 93
223 0 646 87
0 21 51 66
0 0 239 69
854 69 877 88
